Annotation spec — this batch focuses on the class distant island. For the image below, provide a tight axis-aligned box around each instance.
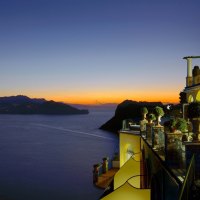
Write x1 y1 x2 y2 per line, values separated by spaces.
0 95 89 115
100 100 164 133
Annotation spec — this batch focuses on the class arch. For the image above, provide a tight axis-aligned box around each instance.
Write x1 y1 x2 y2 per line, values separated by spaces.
196 90 200 102
188 95 194 103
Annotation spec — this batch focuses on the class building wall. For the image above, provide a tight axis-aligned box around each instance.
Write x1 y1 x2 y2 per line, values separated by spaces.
185 88 200 103
119 132 141 167
184 66 200 103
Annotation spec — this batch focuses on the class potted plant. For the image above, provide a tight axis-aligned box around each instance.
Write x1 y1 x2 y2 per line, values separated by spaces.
93 163 101 184
141 107 148 120
154 106 164 126
188 102 200 140
148 113 156 124
140 107 148 132
164 118 187 133
164 118 176 133
175 118 188 133
112 153 119 168
170 118 177 132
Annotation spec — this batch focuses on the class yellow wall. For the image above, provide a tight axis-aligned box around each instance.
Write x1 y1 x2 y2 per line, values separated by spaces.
188 94 194 103
196 90 200 101
119 132 141 167
186 88 200 103
114 157 141 189
101 132 152 200
101 182 150 200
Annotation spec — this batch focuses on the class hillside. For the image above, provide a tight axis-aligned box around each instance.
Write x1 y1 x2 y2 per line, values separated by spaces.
0 95 89 115
100 100 164 132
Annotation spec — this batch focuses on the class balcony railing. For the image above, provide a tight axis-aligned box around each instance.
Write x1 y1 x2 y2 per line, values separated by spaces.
121 119 187 162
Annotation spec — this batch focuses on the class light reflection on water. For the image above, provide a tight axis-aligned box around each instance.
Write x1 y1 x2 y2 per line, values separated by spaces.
0 111 118 200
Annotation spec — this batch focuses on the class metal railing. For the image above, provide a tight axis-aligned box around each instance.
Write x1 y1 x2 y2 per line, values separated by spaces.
178 154 195 200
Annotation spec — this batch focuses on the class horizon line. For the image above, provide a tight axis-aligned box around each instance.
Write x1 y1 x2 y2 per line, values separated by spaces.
0 94 180 105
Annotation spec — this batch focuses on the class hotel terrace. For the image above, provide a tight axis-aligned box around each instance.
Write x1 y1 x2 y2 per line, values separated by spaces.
96 56 200 200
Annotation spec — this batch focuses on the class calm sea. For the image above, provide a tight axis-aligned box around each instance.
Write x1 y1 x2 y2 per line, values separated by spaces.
0 110 118 200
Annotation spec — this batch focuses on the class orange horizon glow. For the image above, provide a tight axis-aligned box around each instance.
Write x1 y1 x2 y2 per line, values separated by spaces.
45 88 180 104
5 92 179 105
1 86 182 105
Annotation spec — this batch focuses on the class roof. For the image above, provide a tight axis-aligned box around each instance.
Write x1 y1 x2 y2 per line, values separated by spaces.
183 56 200 59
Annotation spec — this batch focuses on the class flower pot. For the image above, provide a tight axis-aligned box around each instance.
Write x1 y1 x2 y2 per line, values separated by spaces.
112 160 120 168
156 116 162 126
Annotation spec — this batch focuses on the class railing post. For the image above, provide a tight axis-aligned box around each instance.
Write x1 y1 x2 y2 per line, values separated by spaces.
93 164 100 184
102 157 109 173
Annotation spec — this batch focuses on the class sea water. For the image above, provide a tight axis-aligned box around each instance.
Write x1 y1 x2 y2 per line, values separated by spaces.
0 110 118 200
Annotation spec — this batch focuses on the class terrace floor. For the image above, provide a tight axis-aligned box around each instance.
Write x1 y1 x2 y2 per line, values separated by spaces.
95 168 119 189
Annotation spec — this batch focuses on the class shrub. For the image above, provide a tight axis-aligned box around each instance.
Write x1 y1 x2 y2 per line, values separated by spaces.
164 118 176 132
148 113 156 121
175 118 188 132
141 107 148 115
164 118 187 132
154 106 164 117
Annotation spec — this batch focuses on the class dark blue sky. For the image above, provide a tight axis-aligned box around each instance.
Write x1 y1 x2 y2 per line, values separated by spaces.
0 0 200 103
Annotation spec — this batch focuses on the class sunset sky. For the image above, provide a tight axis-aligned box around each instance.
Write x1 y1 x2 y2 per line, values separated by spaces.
0 0 200 104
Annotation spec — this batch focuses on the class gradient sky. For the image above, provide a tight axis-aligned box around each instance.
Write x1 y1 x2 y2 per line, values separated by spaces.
0 0 200 104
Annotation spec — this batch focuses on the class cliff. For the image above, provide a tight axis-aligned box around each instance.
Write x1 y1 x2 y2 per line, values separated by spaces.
100 100 163 133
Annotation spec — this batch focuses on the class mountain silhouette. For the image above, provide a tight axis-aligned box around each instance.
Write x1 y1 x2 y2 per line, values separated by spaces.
100 99 163 132
0 95 89 115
